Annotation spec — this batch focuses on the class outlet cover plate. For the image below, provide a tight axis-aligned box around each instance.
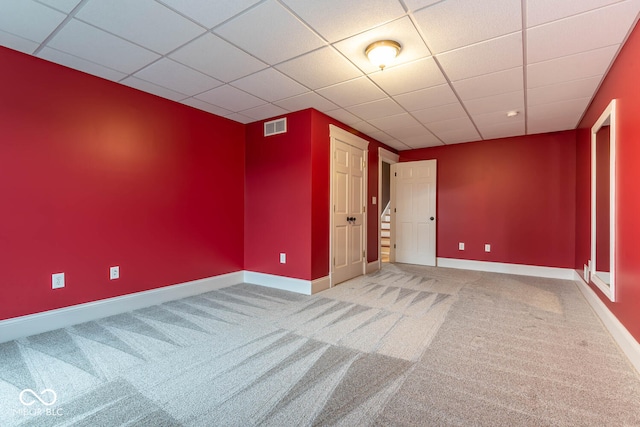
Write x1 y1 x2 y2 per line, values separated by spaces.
110 266 120 280
458 242 465 250
280 253 286 264
484 244 491 252
52 272 65 289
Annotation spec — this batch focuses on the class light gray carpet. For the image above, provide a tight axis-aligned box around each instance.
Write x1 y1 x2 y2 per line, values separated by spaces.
1 263 639 426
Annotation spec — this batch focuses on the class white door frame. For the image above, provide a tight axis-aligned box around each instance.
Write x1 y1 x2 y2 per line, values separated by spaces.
329 125 369 287
378 147 399 269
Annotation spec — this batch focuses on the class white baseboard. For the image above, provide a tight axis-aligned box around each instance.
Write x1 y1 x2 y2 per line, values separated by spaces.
0 271 243 344
367 260 380 274
575 278 640 374
243 271 329 295
437 258 576 280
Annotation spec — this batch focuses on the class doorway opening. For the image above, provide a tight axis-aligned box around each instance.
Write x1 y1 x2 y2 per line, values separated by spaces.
378 148 399 266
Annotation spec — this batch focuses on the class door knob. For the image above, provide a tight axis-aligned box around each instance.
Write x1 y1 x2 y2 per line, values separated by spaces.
430 216 435 221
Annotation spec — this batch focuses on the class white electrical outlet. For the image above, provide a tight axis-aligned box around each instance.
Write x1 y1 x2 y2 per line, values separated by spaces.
110 266 119 280
458 242 465 250
52 273 65 289
485 244 491 252
280 253 286 264
372 196 377 205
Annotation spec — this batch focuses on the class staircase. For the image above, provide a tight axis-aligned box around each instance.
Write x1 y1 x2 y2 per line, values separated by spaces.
381 204 391 263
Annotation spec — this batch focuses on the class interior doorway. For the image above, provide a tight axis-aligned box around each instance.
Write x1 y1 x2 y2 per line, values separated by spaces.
378 148 399 266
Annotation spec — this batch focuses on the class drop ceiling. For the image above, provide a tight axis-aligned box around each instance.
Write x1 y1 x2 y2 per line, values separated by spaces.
1 0 639 150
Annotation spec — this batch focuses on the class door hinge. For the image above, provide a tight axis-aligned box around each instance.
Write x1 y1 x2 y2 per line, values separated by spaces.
333 257 335 266
394 244 396 249
363 206 366 213
363 250 365 258
394 172 397 177
394 208 397 213
362 159 366 169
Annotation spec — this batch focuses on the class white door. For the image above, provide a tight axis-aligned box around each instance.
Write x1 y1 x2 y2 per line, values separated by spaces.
391 160 437 266
331 126 367 285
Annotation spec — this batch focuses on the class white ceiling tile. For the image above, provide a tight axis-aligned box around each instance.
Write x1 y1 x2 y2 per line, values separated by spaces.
414 0 521 54
180 98 233 117
240 103 288 121
427 116 478 134
472 110 525 128
225 112 254 124
281 0 405 42
37 46 127 81
381 139 413 150
464 90 524 116
528 97 592 134
316 77 386 107
120 76 188 101
412 102 468 125
160 0 261 29
76 0 205 54
453 67 523 101
400 134 444 149
528 76 602 107
346 98 405 120
214 0 324 64
276 47 362 90
369 113 422 131
527 1 639 64
195 85 266 111
231 68 307 102
527 45 619 88
367 130 397 144
48 19 160 73
333 17 432 74
386 125 430 139
170 33 266 82
0 29 39 54
0 0 66 43
324 109 361 125
527 0 624 27
528 97 591 124
437 128 482 144
368 57 446 95
36 0 81 13
134 58 222 96
478 120 526 140
436 32 523 81
273 91 338 112
403 0 442 13
350 121 380 134
395 84 458 111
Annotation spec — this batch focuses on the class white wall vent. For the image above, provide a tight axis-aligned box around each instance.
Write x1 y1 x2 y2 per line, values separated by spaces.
264 117 287 136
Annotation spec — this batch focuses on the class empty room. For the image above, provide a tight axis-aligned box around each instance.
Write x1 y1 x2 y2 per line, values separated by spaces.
1 0 640 425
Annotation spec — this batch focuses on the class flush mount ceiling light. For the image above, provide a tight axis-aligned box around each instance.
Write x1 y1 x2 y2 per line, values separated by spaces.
506 110 519 118
365 40 401 70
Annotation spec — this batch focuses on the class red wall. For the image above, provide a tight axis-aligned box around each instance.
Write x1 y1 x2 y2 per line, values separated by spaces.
400 132 576 268
244 110 314 281
245 109 395 282
0 47 245 321
576 21 640 341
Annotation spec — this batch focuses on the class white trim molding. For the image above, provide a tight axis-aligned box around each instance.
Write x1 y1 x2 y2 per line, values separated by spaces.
575 278 640 374
437 258 577 280
367 260 381 274
243 271 330 295
0 271 243 344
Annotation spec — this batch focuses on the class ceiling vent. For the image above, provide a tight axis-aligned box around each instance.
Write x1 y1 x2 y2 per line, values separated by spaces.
264 117 287 136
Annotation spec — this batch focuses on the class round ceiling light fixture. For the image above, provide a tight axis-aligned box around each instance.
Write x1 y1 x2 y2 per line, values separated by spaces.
506 110 519 118
365 40 401 70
